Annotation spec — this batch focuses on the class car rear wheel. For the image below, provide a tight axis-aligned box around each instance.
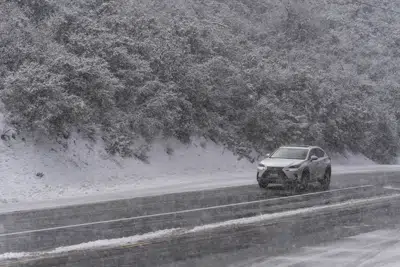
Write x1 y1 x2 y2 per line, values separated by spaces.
320 168 331 190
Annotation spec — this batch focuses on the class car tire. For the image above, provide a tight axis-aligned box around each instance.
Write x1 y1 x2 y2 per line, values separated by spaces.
320 168 331 190
258 181 268 189
296 169 310 192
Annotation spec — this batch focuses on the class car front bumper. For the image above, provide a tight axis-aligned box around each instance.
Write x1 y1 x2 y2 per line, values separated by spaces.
257 166 301 185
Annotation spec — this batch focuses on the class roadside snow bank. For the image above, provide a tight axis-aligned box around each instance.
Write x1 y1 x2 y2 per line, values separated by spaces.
330 151 376 166
0 114 253 203
0 111 397 205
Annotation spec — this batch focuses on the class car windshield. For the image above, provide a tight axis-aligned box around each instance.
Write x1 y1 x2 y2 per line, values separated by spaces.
270 148 308 160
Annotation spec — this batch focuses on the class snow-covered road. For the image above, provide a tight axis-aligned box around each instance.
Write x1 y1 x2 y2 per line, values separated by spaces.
244 228 400 267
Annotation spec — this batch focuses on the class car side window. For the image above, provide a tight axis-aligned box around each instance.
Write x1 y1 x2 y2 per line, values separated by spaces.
316 149 325 158
308 149 317 159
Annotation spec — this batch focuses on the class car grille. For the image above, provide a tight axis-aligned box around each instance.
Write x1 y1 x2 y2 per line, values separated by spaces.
262 167 287 182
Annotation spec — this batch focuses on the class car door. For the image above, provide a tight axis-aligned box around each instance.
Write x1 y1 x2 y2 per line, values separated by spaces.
308 149 319 181
315 148 326 179
318 148 331 178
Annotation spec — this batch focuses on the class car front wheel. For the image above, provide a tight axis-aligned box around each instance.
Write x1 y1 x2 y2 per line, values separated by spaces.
296 170 310 192
258 182 268 188
258 180 268 188
257 173 268 189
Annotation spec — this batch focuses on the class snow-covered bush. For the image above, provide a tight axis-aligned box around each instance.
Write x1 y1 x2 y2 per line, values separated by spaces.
2 62 87 135
0 0 399 163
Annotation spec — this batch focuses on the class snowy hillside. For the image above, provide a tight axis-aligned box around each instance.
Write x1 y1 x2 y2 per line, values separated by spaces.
1 0 400 165
0 114 254 203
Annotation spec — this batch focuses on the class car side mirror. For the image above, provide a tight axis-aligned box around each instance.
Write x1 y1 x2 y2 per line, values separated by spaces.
265 153 270 158
310 155 318 161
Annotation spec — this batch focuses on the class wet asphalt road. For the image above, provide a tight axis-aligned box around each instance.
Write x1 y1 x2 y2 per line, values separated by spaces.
1 171 398 234
239 228 400 267
1 170 400 266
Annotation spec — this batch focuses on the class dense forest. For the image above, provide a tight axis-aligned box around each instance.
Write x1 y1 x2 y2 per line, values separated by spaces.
0 0 399 163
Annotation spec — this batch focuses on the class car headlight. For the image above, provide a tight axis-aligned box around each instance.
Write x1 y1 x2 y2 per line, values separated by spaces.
258 163 266 169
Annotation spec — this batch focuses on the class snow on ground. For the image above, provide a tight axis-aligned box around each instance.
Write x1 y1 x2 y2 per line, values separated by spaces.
0 111 254 203
0 130 254 204
0 112 399 205
329 151 376 166
0 228 180 261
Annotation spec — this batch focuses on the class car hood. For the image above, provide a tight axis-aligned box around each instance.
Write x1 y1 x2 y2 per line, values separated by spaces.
260 158 305 167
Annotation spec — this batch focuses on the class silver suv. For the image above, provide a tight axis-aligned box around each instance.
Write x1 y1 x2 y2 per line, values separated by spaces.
256 145 331 191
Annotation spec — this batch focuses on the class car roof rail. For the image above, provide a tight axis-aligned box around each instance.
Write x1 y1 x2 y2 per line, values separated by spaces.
283 144 312 148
